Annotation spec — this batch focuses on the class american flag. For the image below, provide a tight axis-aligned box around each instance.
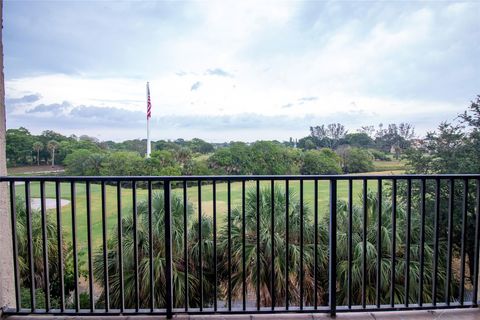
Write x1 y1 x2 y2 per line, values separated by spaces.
146 82 152 119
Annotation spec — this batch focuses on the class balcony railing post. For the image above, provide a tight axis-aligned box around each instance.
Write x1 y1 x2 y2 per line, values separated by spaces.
164 180 173 319
329 179 337 317
8 182 20 312
0 180 15 314
474 178 480 306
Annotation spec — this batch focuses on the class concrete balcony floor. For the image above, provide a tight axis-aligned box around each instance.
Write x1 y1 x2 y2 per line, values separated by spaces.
4 309 480 320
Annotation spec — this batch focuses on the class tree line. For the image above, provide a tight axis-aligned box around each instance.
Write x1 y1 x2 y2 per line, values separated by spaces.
5 129 216 168
13 95 480 177
6 121 418 176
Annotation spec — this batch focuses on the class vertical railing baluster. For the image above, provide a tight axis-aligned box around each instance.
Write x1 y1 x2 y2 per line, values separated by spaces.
270 179 275 310
432 179 440 306
390 179 397 307
347 179 353 309
25 182 35 312
362 179 367 309
460 179 468 304
212 180 217 311
148 181 154 311
405 179 412 307
418 178 426 306
256 180 260 310
86 182 95 312
446 179 454 305
71 182 79 312
55 181 65 311
116 181 124 312
40 181 50 311
198 180 203 310
101 181 110 311
132 181 139 311
299 179 304 310
376 179 382 308
183 180 189 311
473 179 480 305
227 180 232 311
285 180 289 310
242 180 246 311
314 179 319 310
9 182 20 311
164 181 173 319
329 179 337 317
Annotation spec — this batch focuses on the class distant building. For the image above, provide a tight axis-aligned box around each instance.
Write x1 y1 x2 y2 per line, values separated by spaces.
410 138 425 150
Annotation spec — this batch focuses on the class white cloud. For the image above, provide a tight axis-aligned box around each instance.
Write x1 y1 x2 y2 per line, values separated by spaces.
4 1 479 141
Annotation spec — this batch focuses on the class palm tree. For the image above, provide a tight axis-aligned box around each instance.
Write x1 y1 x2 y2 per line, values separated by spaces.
32 141 44 166
47 140 59 167
174 148 192 167
219 186 327 308
14 196 67 308
92 185 459 310
221 186 456 309
93 190 215 309
334 191 454 306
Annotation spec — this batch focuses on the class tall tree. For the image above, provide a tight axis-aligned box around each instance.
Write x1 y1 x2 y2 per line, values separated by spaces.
336 147 374 173
398 122 415 140
300 149 342 174
309 123 347 149
326 123 348 141
344 133 374 148
6 128 34 165
173 147 192 166
32 141 44 166
357 125 375 138
47 140 59 167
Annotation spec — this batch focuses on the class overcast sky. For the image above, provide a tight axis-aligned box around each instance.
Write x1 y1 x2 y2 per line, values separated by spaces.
4 1 480 142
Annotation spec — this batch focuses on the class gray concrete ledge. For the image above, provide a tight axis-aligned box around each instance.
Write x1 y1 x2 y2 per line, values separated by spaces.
4 309 480 320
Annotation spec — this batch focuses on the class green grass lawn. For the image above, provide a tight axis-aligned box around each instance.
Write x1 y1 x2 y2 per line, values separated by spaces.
8 165 65 175
192 153 212 162
373 160 407 172
14 179 383 270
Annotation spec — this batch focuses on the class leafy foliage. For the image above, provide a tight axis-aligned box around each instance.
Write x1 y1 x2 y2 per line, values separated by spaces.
14 196 75 309
405 96 480 174
344 133 374 148
403 95 480 282
300 149 342 174
337 147 374 173
334 191 452 305
93 191 214 309
64 149 105 175
6 127 35 166
220 186 325 306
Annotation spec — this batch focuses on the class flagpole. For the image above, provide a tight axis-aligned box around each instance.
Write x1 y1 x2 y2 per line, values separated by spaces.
147 116 151 157
146 82 151 158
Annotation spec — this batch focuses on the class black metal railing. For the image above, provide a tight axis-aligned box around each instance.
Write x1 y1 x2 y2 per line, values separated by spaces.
1 174 480 318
